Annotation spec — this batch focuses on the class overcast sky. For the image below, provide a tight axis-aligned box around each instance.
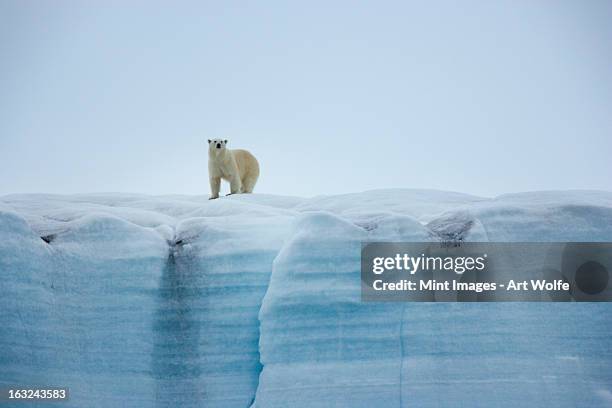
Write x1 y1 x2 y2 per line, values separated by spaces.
1 0 611 198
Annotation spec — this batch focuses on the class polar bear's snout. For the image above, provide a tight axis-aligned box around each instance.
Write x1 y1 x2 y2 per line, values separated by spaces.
208 139 228 151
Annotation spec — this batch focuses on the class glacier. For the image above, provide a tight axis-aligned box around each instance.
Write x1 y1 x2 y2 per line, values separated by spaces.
1 190 612 407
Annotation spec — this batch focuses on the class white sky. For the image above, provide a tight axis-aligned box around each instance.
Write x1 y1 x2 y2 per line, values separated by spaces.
1 1 611 198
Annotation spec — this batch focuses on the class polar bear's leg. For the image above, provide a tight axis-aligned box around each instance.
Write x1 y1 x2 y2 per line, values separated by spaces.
209 176 221 199
229 175 242 195
241 173 258 193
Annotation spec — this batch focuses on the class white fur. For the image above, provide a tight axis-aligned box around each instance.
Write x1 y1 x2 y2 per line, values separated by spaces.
208 139 260 199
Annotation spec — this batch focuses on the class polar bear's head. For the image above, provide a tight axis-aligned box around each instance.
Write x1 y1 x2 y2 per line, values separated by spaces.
208 139 228 152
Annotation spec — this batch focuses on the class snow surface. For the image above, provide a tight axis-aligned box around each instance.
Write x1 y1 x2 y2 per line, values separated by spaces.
1 189 612 407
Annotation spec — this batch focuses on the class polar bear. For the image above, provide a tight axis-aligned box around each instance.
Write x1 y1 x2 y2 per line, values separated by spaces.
208 139 259 199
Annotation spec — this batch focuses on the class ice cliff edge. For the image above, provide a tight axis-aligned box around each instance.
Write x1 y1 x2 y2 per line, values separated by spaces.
2 190 612 407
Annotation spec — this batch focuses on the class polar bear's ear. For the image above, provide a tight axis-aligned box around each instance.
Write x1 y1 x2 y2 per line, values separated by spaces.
224 139 228 144
208 139 211 144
